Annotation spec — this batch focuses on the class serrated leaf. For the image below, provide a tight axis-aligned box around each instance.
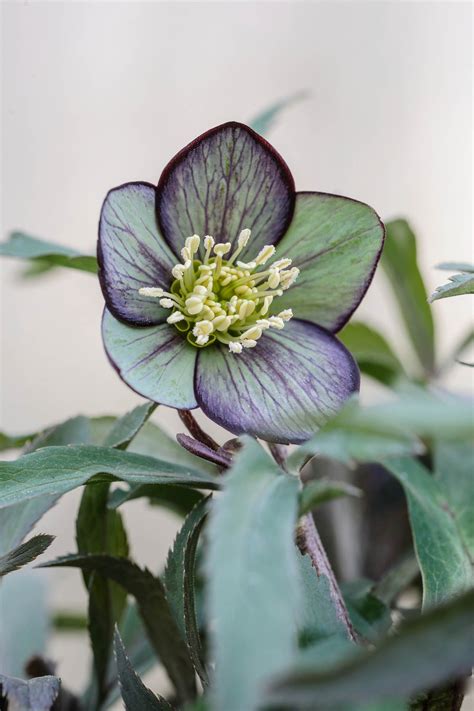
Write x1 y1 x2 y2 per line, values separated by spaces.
436 262 474 272
208 437 300 711
0 534 54 578
41 554 196 703
429 271 474 302
339 321 405 386
299 479 362 515
164 498 209 686
0 673 60 711
113 629 173 710
0 445 218 509
381 220 435 375
249 91 308 135
383 458 472 608
0 231 97 274
268 588 474 708
103 402 157 449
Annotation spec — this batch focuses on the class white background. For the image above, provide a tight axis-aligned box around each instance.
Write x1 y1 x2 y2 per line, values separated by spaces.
1 0 473 699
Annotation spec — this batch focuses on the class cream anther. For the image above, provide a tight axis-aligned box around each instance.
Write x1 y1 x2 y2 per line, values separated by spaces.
139 287 164 298
229 342 243 353
255 245 276 265
167 311 185 324
185 234 201 254
159 298 174 308
214 242 232 257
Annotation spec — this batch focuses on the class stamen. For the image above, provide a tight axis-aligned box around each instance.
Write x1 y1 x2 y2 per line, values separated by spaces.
229 342 243 354
139 287 164 298
254 245 275 266
167 311 185 324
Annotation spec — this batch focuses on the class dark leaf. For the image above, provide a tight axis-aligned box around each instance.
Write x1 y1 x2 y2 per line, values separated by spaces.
108 484 204 517
113 629 173 710
339 321 405 386
0 534 54 578
299 478 362 515
381 220 435 375
41 554 196 703
102 402 157 450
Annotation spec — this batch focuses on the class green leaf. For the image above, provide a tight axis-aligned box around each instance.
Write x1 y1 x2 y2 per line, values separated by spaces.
383 458 472 608
436 262 474 272
103 402 157 449
338 321 405 386
342 580 392 643
109 484 204 517
0 231 97 273
113 629 173 710
0 444 218 509
292 389 474 467
381 220 435 374
0 672 60 710
208 437 300 711
0 429 37 451
77 483 129 707
249 91 308 135
372 554 420 606
297 551 349 647
42 554 196 703
433 442 474 561
429 271 474 302
0 534 54 578
52 611 88 632
267 588 474 708
164 498 209 686
299 478 362 515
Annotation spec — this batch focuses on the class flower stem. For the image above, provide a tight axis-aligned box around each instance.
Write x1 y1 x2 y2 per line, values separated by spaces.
297 512 358 643
178 409 220 451
268 442 288 469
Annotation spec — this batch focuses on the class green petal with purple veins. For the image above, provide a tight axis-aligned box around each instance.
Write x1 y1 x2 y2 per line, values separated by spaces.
156 122 295 261
102 309 198 409
195 319 359 444
276 193 384 332
98 183 177 326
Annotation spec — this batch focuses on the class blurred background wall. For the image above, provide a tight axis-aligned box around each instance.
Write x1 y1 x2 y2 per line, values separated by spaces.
1 0 472 696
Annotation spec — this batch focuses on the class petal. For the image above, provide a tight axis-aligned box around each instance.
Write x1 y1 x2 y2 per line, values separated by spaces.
102 308 198 408
156 122 295 260
195 319 359 444
276 192 384 332
98 182 177 326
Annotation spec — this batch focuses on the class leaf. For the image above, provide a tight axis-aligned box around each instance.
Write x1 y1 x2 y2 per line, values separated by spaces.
0 534 54 577
436 262 474 272
164 498 209 686
429 271 474 302
0 673 60 711
299 479 362 515
0 498 59 556
296 551 349 647
372 554 420 606
0 429 37 452
207 437 300 711
267 588 474 708
76 483 129 707
113 629 173 710
433 442 474 561
41 554 196 703
0 231 97 273
102 402 157 449
0 444 218 509
292 389 474 467
109 484 204 517
339 321 405 386
383 458 472 608
381 220 435 374
342 580 392 643
249 91 308 135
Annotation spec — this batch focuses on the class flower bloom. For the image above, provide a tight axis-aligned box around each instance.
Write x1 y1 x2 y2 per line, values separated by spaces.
98 122 384 443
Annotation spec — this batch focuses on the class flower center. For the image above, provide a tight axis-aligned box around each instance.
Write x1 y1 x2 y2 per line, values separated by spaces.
138 229 299 353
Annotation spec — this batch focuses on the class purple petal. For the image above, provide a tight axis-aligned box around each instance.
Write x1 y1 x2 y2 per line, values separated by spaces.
98 182 177 326
102 308 198 409
156 122 295 260
195 319 359 444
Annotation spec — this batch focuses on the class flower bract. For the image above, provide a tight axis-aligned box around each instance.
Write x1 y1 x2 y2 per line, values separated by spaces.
98 122 384 443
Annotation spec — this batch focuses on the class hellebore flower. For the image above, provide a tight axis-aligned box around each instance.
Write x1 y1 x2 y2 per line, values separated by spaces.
98 122 384 444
